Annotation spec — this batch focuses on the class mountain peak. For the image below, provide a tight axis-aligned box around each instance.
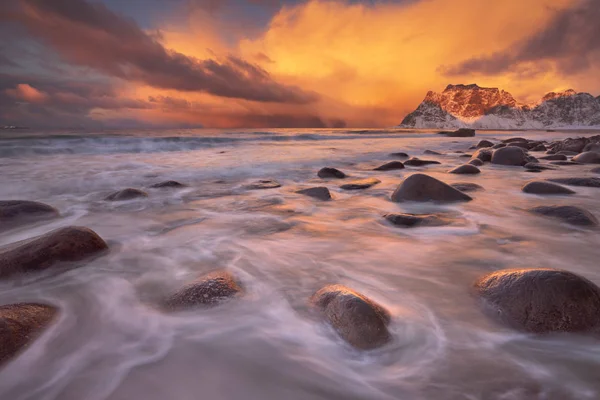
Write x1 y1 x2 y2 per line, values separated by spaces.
541 89 578 102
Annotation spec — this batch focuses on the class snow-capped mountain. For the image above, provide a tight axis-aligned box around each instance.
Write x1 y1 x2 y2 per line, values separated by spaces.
399 84 600 129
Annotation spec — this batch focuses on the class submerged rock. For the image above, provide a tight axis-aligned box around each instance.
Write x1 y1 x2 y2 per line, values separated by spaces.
0 303 58 365
318 167 346 179
491 147 528 166
391 173 472 203
374 161 405 171
404 158 441 167
522 181 575 195
296 187 332 201
162 270 243 311
540 154 567 161
530 205 597 226
572 152 600 164
384 213 451 228
549 161 581 166
448 164 480 174
0 201 59 229
440 128 476 137
491 143 507 149
0 226 108 279
468 159 484 167
548 177 600 188
471 148 493 162
389 152 409 159
424 150 442 155
583 143 600 153
476 140 494 148
310 284 391 349
246 179 282 190
502 137 527 144
105 188 148 201
530 144 547 152
451 182 484 192
507 142 529 149
474 268 600 333
523 163 556 171
149 180 187 189
340 178 381 190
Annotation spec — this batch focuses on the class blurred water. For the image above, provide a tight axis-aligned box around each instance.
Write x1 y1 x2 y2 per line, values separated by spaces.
1 128 600 399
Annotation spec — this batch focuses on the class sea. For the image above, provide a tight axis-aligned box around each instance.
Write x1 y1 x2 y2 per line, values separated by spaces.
1 128 600 400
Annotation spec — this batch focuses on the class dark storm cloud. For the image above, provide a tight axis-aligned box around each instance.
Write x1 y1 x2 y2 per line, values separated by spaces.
10 0 317 104
442 0 600 76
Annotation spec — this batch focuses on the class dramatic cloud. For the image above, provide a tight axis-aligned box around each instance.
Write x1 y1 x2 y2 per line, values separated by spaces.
5 83 48 103
443 0 600 76
12 0 317 104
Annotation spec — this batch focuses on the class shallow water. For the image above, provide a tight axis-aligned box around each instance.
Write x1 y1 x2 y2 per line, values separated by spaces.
1 128 600 400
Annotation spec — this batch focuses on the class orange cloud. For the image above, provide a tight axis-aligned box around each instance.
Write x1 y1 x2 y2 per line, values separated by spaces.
6 83 48 103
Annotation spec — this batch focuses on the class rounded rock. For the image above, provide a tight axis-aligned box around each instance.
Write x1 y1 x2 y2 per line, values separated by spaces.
105 188 148 201
468 159 484 167
491 147 528 166
149 180 187 189
296 187 332 201
318 168 346 179
374 161 405 171
0 201 59 229
340 178 380 190
391 173 472 203
530 205 598 226
572 152 600 164
384 213 451 228
448 164 480 174
404 158 441 167
476 140 494 148
522 181 575 195
472 148 493 162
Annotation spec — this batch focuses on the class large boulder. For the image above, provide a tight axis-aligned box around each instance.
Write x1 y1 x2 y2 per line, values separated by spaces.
105 188 148 201
296 187 332 201
522 181 575 195
474 268 600 333
384 213 451 228
0 303 58 365
310 284 391 349
404 158 441 167
551 137 588 153
374 161 404 171
318 168 346 179
548 177 600 188
340 178 381 190
162 270 243 311
583 143 600 153
471 148 493 162
572 152 600 164
0 226 108 279
530 205 598 226
391 173 472 203
491 147 528 166
448 164 480 174
0 201 59 229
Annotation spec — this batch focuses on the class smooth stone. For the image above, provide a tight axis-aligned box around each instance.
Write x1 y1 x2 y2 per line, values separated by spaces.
391 173 472 203
149 180 187 188
548 177 600 188
557 150 579 156
246 179 282 190
0 226 108 280
340 178 381 190
471 148 493 162
507 142 529 149
552 138 588 153
572 152 600 164
105 188 148 201
374 161 405 171
540 154 567 161
502 137 528 143
384 213 451 228
476 140 494 148
318 167 346 179
448 164 480 174
491 143 507 149
491 147 528 166
530 205 598 226
424 150 442 155
404 158 441 167
525 170 542 173
459 154 472 158
451 182 484 192
530 144 547 152
296 187 332 201
523 163 556 171
389 152 409 158
474 268 600 333
0 201 59 228
468 159 484 167
583 143 600 153
310 284 391 349
162 270 242 311
0 303 58 365
549 161 582 166
545 150 556 155
442 128 476 137
522 181 575 195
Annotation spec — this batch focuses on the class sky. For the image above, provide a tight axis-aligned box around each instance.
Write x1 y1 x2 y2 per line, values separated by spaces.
1 0 599 129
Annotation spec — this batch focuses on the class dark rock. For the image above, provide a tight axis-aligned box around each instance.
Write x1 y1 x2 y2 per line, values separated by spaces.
246 179 282 190
424 150 442 155
389 152 409 159
105 188 148 201
474 268 600 333
384 213 451 228
530 205 598 226
583 143 600 153
591 167 600 173
502 137 527 143
552 138 588 153
522 181 575 195
404 158 441 167
572 152 600 164
507 142 529 149
149 180 187 189
296 187 332 201
491 143 507 149
391 173 472 203
472 148 493 162
468 159 484 167
523 163 556 171
476 140 494 148
549 161 582 166
310 284 391 349
0 226 108 279
525 169 542 173
545 150 556 155
318 167 346 179
491 147 528 166
162 270 242 311
557 150 580 156
548 177 600 188
540 154 567 161
459 154 472 158
0 201 59 229
448 164 480 174
530 144 547 152
374 161 405 171
445 128 476 137
340 178 380 190
451 182 484 192
0 303 58 365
